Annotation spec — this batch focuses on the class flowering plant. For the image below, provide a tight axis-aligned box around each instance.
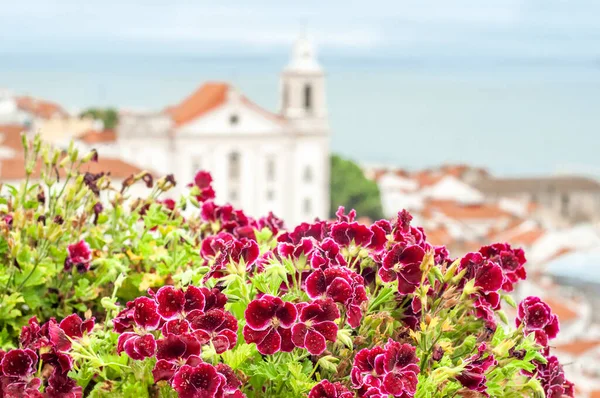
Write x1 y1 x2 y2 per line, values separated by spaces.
0 135 573 397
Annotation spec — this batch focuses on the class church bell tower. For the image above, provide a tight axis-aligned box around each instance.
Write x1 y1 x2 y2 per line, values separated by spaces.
279 35 328 132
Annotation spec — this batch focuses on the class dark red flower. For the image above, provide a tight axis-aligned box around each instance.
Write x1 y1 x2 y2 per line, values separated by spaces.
335 206 356 223
64 240 92 273
194 171 212 189
291 299 339 355
535 356 574 398
243 295 297 355
456 343 496 395
308 238 347 269
187 309 238 354
191 171 216 202
113 301 136 334
172 363 224 398
1 349 37 377
308 379 353 398
59 314 94 339
379 340 419 398
330 222 373 248
516 296 560 346
380 244 425 295
351 346 386 389
45 369 83 398
278 221 327 245
201 287 228 312
479 243 526 292
305 268 353 304
155 286 186 320
152 355 202 383
258 212 285 236
40 348 73 374
184 286 206 313
156 334 201 361
162 319 191 336
277 238 314 260
20 317 49 350
117 333 156 360
215 363 243 395
132 296 161 330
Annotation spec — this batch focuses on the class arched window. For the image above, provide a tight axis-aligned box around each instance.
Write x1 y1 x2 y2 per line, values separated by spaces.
304 84 312 112
267 157 276 181
191 159 201 176
303 198 312 215
561 193 570 217
303 166 313 183
229 152 240 180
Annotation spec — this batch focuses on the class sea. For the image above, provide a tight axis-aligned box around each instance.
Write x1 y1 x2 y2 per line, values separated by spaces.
1 52 600 177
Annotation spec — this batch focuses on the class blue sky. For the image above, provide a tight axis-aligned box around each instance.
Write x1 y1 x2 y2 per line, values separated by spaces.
1 0 599 60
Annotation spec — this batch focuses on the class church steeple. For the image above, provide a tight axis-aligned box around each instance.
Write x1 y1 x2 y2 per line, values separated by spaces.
279 34 327 125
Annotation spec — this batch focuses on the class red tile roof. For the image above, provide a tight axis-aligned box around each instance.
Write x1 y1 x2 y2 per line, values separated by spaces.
15 96 67 119
79 129 117 144
167 82 229 126
422 200 514 220
554 339 600 356
543 297 578 323
0 155 145 180
166 82 284 127
0 125 26 151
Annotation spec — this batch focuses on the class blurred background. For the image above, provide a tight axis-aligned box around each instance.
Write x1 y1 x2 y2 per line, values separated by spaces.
1 1 599 394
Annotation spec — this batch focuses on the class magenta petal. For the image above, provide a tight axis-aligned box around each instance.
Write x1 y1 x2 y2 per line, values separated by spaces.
133 296 161 330
155 286 186 319
134 334 158 359
378 267 397 283
327 277 353 303
153 359 178 382
162 319 190 335
305 270 327 299
399 245 425 264
313 321 338 342
275 302 298 327
256 327 282 355
245 297 278 330
304 329 327 355
278 327 295 352
291 323 308 348
243 325 269 345
184 285 206 312
188 309 225 332
1 349 37 377
156 335 187 361
475 263 504 293
172 363 222 398
545 315 560 339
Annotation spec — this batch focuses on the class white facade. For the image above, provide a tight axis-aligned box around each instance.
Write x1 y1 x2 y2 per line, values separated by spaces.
110 37 330 226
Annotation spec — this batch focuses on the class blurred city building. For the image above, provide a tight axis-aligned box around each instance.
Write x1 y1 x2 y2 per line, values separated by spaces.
364 162 600 395
76 35 330 226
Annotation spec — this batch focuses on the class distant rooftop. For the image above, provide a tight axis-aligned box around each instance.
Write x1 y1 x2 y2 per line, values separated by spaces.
475 176 600 194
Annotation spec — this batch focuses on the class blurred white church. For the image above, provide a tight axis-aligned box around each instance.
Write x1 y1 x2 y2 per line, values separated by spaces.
87 36 331 226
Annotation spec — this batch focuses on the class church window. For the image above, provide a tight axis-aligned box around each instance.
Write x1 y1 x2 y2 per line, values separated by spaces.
303 197 312 215
229 152 240 180
230 189 238 202
561 194 570 217
229 114 239 125
304 84 312 112
267 157 276 181
267 190 275 201
192 159 201 175
303 166 313 183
